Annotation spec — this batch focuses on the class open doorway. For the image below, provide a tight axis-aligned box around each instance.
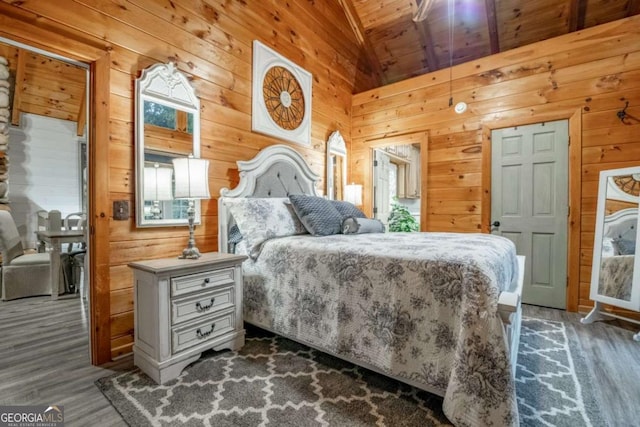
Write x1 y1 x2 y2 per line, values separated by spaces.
0 38 90 342
373 143 421 228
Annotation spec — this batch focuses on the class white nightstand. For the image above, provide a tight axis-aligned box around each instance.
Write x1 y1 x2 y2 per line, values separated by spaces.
129 252 247 384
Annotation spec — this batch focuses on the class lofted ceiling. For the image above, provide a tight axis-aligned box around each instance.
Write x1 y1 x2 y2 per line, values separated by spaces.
1 2 638 129
0 42 87 136
339 0 640 85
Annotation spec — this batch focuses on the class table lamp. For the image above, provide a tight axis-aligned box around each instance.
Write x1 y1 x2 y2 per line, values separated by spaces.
344 183 363 207
143 163 174 219
172 155 210 259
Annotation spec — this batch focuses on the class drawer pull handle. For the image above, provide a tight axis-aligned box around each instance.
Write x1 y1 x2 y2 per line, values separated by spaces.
196 323 216 339
202 278 210 286
195 298 216 312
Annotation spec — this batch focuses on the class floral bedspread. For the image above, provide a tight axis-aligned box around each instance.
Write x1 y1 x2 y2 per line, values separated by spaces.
240 232 519 427
598 254 633 300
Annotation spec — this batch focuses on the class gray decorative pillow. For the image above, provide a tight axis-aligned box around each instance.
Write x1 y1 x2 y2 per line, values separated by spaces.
226 224 243 253
228 224 243 244
222 197 307 258
613 237 636 255
342 217 385 234
288 194 343 236
330 200 366 220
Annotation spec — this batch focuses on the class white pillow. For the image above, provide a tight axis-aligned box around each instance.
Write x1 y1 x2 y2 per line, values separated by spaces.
222 197 307 258
601 237 615 257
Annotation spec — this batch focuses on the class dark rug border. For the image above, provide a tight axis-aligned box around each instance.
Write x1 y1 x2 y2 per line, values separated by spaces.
96 371 143 427
562 320 609 427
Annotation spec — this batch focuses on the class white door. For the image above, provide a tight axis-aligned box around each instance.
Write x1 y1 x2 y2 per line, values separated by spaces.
491 120 568 309
374 150 392 225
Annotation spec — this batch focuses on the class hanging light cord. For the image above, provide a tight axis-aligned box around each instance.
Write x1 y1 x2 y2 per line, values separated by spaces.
448 0 455 107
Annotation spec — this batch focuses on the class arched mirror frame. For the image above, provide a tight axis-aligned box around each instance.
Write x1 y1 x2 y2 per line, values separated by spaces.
588 166 640 311
135 62 201 227
326 130 347 200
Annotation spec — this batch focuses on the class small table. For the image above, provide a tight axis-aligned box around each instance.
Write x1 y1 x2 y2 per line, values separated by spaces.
36 230 85 300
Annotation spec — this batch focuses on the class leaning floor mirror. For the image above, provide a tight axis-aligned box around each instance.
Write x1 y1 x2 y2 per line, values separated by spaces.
582 166 640 341
135 62 201 227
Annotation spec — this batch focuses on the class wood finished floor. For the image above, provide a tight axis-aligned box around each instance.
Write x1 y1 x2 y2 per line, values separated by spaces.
0 297 638 426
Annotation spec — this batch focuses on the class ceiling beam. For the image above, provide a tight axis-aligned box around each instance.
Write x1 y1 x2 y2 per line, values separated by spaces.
484 0 500 54
10 49 26 126
627 0 640 16
568 0 588 32
414 21 440 72
336 0 385 86
410 0 440 72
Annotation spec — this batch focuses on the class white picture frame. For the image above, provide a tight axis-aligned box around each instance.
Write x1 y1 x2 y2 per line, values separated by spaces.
252 40 312 146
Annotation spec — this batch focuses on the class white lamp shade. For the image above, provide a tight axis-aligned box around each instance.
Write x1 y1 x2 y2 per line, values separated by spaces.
172 157 211 199
344 183 363 206
144 165 174 201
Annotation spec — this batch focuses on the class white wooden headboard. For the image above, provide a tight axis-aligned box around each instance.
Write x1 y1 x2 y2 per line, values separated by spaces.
218 144 320 252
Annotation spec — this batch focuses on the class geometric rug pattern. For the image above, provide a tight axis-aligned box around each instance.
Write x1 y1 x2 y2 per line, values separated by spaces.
97 318 606 427
516 318 607 427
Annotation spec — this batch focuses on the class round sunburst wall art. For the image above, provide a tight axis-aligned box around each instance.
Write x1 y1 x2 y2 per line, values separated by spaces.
252 41 312 146
613 174 640 196
262 66 305 131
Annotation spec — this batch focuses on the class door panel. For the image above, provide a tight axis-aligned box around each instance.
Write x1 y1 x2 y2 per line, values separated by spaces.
491 120 568 308
533 162 554 215
531 233 553 285
374 150 392 225
502 165 522 216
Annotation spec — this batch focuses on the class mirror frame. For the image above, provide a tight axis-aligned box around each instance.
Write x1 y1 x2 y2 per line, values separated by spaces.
590 166 640 311
326 130 347 200
135 62 201 227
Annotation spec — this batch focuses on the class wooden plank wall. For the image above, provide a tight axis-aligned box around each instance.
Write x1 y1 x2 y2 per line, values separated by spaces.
351 15 640 317
0 0 375 361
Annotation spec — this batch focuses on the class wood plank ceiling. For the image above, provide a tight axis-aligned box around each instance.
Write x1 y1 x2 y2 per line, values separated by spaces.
1 1 639 126
340 0 640 85
0 42 87 135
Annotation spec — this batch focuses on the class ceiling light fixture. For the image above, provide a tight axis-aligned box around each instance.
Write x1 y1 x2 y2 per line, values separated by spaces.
446 0 467 114
415 0 467 114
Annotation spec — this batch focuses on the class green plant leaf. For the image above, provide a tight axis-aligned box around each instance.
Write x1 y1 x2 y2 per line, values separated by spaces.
388 199 419 232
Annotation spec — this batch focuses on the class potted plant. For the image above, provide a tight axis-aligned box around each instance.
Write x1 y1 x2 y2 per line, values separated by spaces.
388 199 419 232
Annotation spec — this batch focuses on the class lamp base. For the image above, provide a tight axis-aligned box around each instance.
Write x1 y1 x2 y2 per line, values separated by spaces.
178 246 201 259
178 199 201 259
150 201 161 219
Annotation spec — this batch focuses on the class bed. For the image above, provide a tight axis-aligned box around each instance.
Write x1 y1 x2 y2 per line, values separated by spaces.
218 144 524 427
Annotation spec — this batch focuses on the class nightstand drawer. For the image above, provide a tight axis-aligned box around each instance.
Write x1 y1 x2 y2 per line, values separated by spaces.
171 286 235 326
171 309 235 354
171 268 235 297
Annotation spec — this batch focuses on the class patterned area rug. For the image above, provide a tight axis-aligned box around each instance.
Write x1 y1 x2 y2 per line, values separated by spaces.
97 318 606 426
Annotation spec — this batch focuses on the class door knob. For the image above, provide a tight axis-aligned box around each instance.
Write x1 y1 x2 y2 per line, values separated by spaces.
491 221 500 227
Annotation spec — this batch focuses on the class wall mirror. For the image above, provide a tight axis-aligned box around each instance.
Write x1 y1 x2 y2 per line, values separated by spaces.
588 166 640 311
326 130 347 200
135 62 201 227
